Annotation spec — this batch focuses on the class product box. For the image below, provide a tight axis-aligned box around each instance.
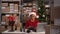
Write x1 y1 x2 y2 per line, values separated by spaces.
2 16 6 22
14 4 18 12
24 3 27 6
2 3 8 7
2 7 10 12
9 3 14 12
27 3 32 6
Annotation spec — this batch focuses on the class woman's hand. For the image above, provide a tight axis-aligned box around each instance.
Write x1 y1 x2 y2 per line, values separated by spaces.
25 29 28 32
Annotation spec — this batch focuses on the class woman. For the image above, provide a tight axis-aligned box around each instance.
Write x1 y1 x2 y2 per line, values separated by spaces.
24 12 39 33
7 14 15 31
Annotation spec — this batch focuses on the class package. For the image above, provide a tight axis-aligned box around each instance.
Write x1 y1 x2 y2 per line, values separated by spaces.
2 3 8 7
24 3 27 6
14 4 18 12
2 7 10 12
33 1 36 5
2 15 6 22
10 3 14 12
28 3 32 6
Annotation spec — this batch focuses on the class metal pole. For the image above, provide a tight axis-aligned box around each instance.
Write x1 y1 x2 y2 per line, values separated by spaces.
0 0 1 23
19 0 23 32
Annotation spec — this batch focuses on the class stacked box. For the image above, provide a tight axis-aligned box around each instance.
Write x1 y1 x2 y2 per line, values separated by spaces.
2 7 10 12
2 15 6 22
24 3 27 6
2 3 8 7
14 4 18 12
9 3 14 12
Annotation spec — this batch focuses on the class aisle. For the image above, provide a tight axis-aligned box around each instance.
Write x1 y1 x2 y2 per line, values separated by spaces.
2 23 46 34
2 30 45 34
37 23 47 32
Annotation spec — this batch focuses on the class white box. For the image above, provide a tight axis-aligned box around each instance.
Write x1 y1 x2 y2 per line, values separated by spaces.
10 4 14 12
2 3 8 7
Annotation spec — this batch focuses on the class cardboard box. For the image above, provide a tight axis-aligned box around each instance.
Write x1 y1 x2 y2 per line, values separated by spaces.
2 3 8 7
10 3 14 12
14 4 18 12
27 3 32 6
2 7 10 12
24 3 27 6
14 4 18 9
2 16 6 22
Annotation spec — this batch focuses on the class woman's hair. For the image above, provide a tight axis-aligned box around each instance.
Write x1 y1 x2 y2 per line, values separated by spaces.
30 14 36 17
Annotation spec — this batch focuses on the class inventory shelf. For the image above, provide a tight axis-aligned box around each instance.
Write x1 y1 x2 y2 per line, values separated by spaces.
2 0 21 2
1 12 19 14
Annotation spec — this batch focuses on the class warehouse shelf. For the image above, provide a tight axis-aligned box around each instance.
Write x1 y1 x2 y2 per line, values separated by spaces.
2 0 20 2
2 12 19 14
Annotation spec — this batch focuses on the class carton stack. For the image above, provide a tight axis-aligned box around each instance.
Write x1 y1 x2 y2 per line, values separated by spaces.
2 7 10 12
2 3 9 12
27 3 32 6
2 15 6 22
10 3 14 13
13 0 20 1
2 3 19 13
14 4 18 13
2 3 8 7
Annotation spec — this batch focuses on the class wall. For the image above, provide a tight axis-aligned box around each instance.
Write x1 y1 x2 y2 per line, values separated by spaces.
51 0 60 21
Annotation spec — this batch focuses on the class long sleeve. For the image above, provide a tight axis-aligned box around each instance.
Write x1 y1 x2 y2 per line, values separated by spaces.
34 20 39 28
24 21 29 29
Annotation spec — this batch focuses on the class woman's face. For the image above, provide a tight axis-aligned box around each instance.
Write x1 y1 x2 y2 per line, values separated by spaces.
30 14 36 19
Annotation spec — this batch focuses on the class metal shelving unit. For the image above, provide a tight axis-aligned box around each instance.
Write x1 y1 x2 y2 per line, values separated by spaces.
0 0 2 23
1 0 20 21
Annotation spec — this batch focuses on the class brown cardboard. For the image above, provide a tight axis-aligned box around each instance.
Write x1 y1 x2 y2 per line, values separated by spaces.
14 4 18 12
2 7 10 12
27 3 32 6
9 3 14 12
2 3 8 7
2 16 6 22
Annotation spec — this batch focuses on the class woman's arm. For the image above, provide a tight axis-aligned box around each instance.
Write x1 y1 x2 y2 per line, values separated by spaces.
24 21 29 29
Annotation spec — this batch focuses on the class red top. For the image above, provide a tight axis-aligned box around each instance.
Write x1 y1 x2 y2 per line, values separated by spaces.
25 19 39 29
8 16 15 21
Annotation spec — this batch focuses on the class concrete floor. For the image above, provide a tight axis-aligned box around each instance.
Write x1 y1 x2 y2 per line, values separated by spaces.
2 23 47 34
